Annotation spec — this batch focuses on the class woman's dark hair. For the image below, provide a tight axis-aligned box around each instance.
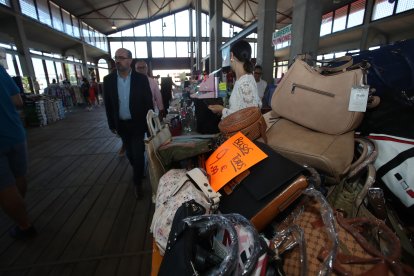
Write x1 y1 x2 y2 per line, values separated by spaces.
230 40 253 73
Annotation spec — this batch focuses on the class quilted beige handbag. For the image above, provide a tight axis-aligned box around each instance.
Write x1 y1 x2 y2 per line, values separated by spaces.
150 168 220 255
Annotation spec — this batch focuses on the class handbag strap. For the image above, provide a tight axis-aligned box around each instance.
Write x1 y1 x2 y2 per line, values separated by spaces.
318 55 353 73
146 109 164 137
186 168 221 208
335 212 406 275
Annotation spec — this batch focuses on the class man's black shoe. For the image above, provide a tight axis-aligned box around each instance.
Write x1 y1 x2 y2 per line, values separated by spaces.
9 225 37 240
134 185 144 200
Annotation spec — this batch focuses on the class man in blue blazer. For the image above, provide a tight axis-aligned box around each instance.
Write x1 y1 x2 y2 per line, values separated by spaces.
103 48 153 199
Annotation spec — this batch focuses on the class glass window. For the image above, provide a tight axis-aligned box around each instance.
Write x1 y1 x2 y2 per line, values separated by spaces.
109 41 122 58
72 15 80 38
15 55 22 78
202 41 209 58
134 24 147 36
0 42 11 49
164 42 176 57
108 32 120 37
151 42 164 57
98 59 109 81
175 11 190 37
45 59 56 82
50 2 63 31
32 58 47 91
333 6 348 33
64 63 77 85
62 9 73 36
55 61 64 82
372 0 395 21
135 42 148 58
121 28 134 37
19 0 37 20
122 41 135 58
95 33 101 49
249 43 255 58
36 0 52 27
0 0 11 7
276 61 288 79
5 53 16 76
192 10 196 36
334 51 347 58
103 36 108 52
247 32 257 39
348 0 365 28
176 42 189 57
320 12 333 36
82 22 89 42
397 0 414 13
233 26 242 35
162 14 175 37
150 18 163 36
222 22 231 38
201 13 209 37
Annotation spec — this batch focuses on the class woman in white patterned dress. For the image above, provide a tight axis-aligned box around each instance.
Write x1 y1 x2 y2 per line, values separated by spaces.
208 40 261 118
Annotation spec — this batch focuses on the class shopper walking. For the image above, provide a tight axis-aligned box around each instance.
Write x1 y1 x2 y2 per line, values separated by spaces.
103 48 153 199
0 65 36 239
135 60 165 118
208 40 261 118
253 65 268 101
81 77 92 110
89 77 99 107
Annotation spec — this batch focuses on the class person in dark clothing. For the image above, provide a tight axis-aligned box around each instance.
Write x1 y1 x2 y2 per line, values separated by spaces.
81 77 91 110
0 65 36 239
103 48 153 199
160 75 173 113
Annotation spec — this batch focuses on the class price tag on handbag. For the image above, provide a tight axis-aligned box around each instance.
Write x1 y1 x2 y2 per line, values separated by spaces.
206 132 268 192
348 86 369 112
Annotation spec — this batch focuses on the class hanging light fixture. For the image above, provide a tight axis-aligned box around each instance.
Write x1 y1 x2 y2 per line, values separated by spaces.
111 21 117 30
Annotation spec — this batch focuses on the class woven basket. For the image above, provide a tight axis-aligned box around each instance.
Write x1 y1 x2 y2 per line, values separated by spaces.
218 107 267 143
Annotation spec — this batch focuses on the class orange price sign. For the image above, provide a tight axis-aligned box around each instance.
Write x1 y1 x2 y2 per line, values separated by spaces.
206 132 268 192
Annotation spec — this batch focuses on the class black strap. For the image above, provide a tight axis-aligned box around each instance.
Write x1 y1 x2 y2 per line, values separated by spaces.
377 147 414 179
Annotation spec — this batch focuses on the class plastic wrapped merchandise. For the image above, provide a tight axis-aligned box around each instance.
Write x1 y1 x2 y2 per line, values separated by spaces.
303 188 338 276
183 213 262 276
272 187 339 276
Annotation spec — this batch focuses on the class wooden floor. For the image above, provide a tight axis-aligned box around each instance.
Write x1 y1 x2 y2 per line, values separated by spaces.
0 106 154 276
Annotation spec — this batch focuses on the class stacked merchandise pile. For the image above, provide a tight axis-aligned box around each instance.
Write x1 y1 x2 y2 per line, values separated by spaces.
57 99 65 119
44 83 76 108
44 98 59 123
72 86 84 105
23 94 65 127
35 100 47 126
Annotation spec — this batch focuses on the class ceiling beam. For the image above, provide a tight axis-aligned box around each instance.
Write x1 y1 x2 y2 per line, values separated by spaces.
77 0 130 17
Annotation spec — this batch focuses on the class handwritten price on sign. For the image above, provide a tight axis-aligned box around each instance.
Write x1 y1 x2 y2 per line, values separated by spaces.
206 132 268 192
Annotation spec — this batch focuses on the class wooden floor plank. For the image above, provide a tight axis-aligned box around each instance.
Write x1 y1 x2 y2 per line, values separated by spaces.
69 181 130 276
0 107 154 276
47 181 119 276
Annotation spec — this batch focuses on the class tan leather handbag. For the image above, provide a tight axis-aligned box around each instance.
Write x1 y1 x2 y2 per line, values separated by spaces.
271 59 364 135
218 107 267 143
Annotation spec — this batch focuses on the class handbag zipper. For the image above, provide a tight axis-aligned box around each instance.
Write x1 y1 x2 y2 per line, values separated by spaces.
291 83 335 97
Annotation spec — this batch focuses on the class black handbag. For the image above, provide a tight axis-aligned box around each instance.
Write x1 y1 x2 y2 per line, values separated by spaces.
159 200 262 276
194 98 223 134
219 142 308 231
